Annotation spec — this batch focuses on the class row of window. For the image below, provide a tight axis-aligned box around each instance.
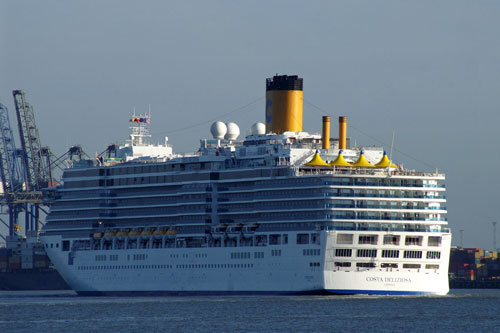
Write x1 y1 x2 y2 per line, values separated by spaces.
334 262 440 269
271 249 282 257
334 249 441 259
87 232 316 252
303 249 321 256
77 263 256 271
170 253 188 259
337 234 442 246
230 252 251 259
67 165 436 189
132 254 148 260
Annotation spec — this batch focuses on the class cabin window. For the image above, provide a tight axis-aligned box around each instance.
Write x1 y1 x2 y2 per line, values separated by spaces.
356 262 375 268
311 233 319 245
282 234 288 245
381 250 399 258
405 236 423 246
336 234 353 245
335 249 352 257
426 251 441 259
296 233 309 245
335 262 351 267
403 250 422 259
357 249 377 258
428 236 442 247
381 263 398 268
359 235 378 245
269 234 281 245
383 235 400 245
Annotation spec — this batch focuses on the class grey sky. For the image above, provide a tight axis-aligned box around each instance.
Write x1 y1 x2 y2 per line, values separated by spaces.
1 1 499 249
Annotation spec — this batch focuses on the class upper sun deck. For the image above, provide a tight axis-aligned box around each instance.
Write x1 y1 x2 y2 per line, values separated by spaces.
65 127 442 183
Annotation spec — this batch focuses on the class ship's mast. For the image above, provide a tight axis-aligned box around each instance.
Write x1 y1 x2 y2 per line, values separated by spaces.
129 112 151 146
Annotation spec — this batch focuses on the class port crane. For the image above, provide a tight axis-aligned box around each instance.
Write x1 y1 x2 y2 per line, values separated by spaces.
0 91 87 241
0 102 26 239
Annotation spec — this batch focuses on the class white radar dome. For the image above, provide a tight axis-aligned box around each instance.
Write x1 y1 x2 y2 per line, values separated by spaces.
250 122 266 135
210 121 227 139
225 122 240 141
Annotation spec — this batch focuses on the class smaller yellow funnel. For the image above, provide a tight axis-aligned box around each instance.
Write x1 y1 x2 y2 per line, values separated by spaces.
322 116 330 150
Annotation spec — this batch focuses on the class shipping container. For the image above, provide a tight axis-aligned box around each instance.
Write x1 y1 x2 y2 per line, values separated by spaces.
34 254 48 260
9 263 21 270
34 260 49 268
22 255 33 264
487 264 499 271
8 256 21 264
476 264 488 278
465 269 475 281
21 262 34 269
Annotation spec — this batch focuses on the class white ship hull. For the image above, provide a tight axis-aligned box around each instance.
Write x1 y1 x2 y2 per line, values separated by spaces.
42 230 450 296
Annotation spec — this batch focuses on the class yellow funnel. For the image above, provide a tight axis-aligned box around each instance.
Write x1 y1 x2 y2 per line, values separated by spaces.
339 116 347 150
322 116 330 150
265 75 303 134
375 152 398 168
329 151 352 167
352 151 374 167
304 151 329 167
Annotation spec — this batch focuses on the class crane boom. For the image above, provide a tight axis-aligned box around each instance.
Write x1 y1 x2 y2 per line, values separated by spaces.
0 103 23 193
12 90 52 191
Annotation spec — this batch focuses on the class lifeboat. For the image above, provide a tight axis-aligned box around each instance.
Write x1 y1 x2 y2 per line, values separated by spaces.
140 228 153 240
116 229 130 240
226 224 243 239
103 230 117 240
211 224 227 239
242 223 258 237
167 228 177 238
127 229 142 239
153 227 168 239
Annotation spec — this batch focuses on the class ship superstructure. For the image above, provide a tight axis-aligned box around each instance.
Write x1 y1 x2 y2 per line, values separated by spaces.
40 75 451 295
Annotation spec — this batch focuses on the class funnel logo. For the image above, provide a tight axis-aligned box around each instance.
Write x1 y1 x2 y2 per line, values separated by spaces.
266 99 272 123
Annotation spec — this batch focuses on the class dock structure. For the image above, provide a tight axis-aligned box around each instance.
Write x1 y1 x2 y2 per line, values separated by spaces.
449 247 500 288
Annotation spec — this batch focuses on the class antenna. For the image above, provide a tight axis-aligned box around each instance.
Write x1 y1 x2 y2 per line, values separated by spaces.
389 130 395 167
386 130 396 177
493 222 497 251
459 229 464 248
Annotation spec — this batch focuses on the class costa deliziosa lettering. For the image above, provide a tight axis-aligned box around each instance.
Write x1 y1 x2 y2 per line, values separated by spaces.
366 277 411 283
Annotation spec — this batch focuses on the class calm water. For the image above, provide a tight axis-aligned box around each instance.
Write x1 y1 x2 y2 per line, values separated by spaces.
1 289 499 332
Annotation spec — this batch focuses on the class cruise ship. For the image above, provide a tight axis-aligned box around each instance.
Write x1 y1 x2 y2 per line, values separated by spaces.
41 75 451 295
